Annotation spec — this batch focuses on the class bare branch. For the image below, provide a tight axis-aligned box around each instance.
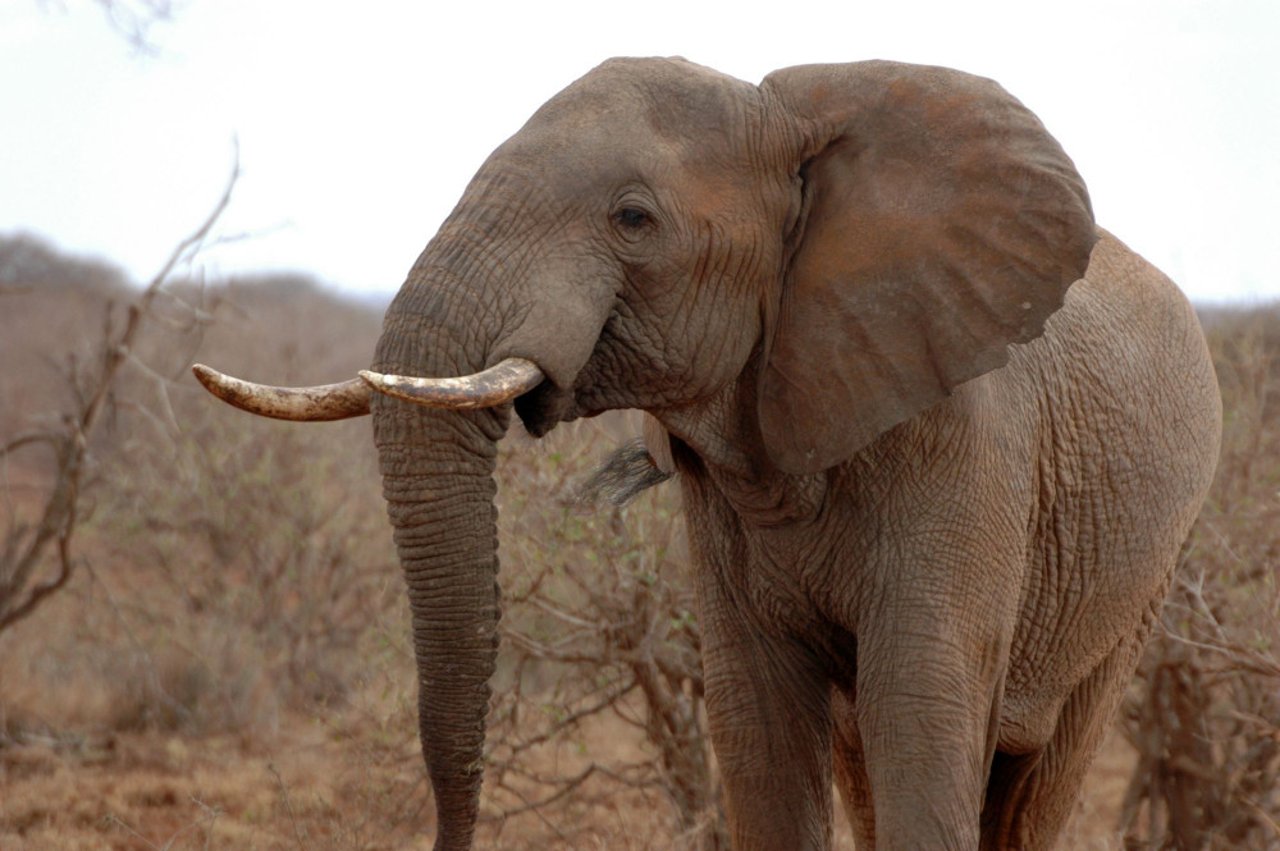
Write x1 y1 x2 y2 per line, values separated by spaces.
0 150 239 634
92 0 177 56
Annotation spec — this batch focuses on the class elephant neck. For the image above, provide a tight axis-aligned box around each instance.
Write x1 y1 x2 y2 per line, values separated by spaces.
653 372 827 528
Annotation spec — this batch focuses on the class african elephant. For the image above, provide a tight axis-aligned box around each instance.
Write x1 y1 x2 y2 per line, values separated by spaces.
194 58 1221 850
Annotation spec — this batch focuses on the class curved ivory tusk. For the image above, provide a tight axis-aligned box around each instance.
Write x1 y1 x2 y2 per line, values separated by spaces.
192 364 372 421
359 357 545 410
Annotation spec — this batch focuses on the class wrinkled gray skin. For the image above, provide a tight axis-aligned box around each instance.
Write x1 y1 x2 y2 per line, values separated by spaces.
370 58 1220 849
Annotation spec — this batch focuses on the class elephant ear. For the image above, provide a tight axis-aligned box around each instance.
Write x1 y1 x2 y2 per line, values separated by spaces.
759 62 1097 474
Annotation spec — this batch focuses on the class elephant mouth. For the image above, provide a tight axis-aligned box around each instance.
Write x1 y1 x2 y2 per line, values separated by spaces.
513 377 578 436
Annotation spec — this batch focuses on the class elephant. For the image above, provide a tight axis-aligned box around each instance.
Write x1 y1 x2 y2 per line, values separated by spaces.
193 58 1221 850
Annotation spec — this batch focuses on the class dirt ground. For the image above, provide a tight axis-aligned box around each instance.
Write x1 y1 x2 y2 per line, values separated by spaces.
0 708 1136 850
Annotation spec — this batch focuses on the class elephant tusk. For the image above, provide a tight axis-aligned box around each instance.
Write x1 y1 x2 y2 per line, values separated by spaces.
359 357 545 410
192 363 372 421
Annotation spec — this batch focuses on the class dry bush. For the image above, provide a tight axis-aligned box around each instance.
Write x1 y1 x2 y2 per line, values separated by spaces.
0 175 233 638
94 414 400 730
0 222 403 744
1119 305 1280 849
81 284 398 733
483 419 725 849
101 274 394 727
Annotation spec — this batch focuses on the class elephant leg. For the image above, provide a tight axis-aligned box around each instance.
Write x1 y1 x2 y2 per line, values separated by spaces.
699 606 835 850
980 625 1151 850
832 688 876 849
853 612 1010 850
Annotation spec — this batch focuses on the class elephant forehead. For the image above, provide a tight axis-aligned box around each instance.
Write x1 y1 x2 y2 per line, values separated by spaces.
507 57 760 166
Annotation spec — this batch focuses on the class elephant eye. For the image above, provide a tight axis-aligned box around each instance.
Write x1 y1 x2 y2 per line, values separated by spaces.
613 207 652 230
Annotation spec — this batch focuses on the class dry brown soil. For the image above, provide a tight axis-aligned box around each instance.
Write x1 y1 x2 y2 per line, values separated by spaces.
1 710 1136 850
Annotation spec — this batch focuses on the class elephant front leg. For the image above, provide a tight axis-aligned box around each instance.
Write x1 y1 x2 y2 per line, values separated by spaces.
700 603 835 851
853 607 1010 850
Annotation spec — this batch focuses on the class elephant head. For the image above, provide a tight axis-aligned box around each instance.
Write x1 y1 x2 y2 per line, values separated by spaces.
195 57 1094 849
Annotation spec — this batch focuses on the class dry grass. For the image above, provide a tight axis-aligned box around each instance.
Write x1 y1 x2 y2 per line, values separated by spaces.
1 235 1275 848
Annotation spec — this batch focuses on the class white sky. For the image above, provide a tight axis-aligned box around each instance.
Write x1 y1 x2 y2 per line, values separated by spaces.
1 0 1276 303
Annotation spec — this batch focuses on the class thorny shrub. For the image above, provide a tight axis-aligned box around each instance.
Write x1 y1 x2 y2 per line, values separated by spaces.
487 420 725 849
84 274 399 732
1 236 401 738
96 414 399 730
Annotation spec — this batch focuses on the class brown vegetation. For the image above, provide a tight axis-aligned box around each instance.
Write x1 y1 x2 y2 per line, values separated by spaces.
0 176 233 635
1 235 1275 849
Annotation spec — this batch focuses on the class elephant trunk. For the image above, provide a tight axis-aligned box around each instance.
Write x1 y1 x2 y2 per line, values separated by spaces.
372 303 510 850
366 166 614 846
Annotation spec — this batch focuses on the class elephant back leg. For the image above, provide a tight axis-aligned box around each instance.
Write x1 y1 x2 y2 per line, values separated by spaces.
980 613 1155 849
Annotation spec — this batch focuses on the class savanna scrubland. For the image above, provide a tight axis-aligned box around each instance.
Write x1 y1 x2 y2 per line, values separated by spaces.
1 233 1276 849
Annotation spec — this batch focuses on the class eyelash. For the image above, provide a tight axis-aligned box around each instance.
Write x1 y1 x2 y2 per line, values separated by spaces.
613 207 651 230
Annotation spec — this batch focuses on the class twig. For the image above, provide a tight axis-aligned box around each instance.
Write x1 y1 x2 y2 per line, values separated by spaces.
490 679 637 761
488 763 597 822
102 813 163 851
268 761 308 850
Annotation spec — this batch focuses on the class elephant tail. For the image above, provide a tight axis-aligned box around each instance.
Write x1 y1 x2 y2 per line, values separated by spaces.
578 437 675 507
